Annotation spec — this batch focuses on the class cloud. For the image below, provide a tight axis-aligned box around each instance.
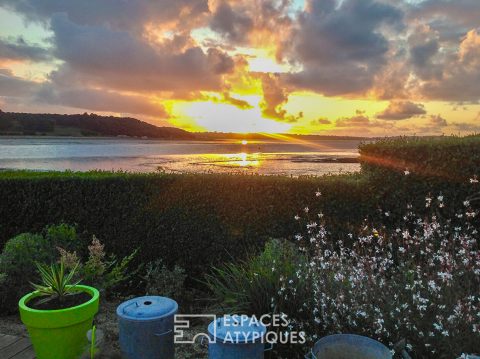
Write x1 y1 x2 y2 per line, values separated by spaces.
415 114 449 135
1 0 480 132
451 120 480 133
377 101 426 120
0 69 39 97
427 114 448 127
331 110 414 136
201 92 254 110
35 86 169 118
336 114 371 128
407 25 442 81
0 37 51 62
221 93 253 110
259 73 302 123
209 0 293 54
0 0 209 33
47 14 233 94
285 0 404 96
0 69 168 118
310 118 331 125
210 2 254 43
419 29 480 102
413 0 480 34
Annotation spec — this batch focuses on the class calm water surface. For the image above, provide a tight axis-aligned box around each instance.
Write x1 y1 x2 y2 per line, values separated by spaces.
0 137 361 176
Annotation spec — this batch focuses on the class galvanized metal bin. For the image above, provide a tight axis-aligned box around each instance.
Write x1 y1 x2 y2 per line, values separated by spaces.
305 334 392 359
117 296 178 359
207 315 270 359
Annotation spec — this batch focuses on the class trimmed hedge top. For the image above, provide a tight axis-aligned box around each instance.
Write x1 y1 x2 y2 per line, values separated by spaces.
359 136 480 181
0 171 370 277
1 135 478 279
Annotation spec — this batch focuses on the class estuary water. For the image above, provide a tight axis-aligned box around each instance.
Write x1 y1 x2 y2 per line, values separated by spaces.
0 137 361 176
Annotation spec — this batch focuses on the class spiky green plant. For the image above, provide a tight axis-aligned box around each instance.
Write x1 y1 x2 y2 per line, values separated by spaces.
31 259 80 303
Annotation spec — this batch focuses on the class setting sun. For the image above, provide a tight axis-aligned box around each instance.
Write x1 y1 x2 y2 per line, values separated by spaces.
178 101 291 134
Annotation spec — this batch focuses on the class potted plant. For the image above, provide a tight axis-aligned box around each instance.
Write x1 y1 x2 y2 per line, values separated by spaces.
18 259 99 359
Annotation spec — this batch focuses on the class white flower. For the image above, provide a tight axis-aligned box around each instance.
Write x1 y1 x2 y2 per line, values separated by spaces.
294 215 300 221
315 191 322 197
404 169 410 175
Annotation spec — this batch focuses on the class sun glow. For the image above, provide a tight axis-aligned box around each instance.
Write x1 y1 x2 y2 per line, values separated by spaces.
180 101 291 133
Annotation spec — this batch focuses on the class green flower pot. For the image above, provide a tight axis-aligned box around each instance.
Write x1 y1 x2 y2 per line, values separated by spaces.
19 285 100 359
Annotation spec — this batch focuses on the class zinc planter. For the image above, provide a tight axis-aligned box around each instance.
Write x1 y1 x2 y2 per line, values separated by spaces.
305 334 392 359
18 285 100 359
207 315 270 359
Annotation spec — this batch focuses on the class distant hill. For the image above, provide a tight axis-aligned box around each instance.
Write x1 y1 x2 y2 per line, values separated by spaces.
0 110 372 141
0 110 194 139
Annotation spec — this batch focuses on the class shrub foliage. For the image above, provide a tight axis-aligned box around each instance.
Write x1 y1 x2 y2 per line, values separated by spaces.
0 171 371 278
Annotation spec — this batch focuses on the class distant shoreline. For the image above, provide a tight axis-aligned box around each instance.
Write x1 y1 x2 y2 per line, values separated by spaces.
0 110 371 141
0 134 368 142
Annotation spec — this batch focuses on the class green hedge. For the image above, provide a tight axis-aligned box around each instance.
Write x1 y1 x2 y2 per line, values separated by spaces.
359 136 480 221
1 136 477 278
359 136 480 181
0 171 372 277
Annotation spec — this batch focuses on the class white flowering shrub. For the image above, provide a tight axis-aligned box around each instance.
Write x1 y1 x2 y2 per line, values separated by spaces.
276 184 480 358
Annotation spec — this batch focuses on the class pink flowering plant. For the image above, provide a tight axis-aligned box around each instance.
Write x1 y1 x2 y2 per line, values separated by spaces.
274 182 480 358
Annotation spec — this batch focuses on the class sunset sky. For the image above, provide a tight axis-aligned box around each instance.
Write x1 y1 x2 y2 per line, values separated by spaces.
0 0 479 136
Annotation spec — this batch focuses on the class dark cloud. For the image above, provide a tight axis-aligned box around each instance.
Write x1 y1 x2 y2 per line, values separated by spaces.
0 69 168 118
419 29 480 102
0 37 50 62
210 2 254 43
377 101 426 120
413 0 480 35
0 69 39 97
410 41 441 80
47 14 233 94
0 0 209 33
35 86 169 118
285 0 404 96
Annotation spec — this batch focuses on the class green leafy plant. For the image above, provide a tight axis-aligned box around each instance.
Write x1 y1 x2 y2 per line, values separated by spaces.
0 232 53 312
59 236 138 296
31 259 80 303
90 325 97 359
144 259 187 298
205 239 306 315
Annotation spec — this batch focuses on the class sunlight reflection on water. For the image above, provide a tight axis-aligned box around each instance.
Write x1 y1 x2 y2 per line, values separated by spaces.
0 138 361 176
